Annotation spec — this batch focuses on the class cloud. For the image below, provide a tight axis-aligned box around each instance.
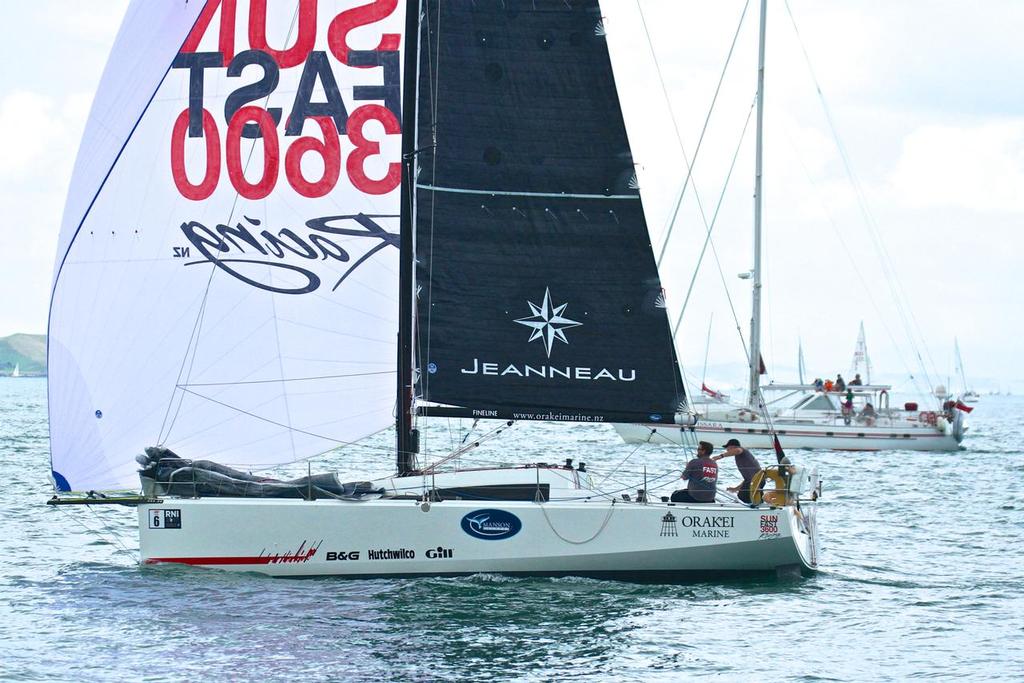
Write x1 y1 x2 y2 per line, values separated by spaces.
0 90 93 184
0 89 94 336
888 121 1024 212
0 92 63 179
40 0 130 45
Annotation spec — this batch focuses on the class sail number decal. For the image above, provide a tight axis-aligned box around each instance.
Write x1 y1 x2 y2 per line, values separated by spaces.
148 509 182 530
170 0 401 200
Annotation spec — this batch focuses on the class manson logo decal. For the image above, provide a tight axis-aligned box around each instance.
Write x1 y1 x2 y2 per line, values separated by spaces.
179 213 398 295
461 509 522 540
514 288 582 357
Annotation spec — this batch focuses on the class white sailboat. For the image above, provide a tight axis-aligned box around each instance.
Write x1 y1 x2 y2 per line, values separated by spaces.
614 6 966 452
11 364 20 378
618 327 967 451
47 0 818 578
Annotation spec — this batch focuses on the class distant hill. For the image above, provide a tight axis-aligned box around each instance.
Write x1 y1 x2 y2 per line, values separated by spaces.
0 334 46 376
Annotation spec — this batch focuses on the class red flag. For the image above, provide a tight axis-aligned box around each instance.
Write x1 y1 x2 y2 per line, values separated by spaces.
758 354 767 375
702 383 727 399
954 400 974 413
772 433 786 464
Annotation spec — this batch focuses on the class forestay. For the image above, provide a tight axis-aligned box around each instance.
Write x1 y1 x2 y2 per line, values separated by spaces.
415 1 685 423
49 0 406 492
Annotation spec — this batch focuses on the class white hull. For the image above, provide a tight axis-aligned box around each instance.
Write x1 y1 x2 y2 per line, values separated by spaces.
615 416 964 451
138 496 816 579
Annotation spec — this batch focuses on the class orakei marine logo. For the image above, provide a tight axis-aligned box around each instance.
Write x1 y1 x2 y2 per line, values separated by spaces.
460 509 522 540
168 3 403 295
514 288 582 357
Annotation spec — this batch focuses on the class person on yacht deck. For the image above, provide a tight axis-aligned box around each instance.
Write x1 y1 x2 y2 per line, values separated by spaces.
842 390 854 424
713 438 761 504
849 374 863 386
835 374 847 391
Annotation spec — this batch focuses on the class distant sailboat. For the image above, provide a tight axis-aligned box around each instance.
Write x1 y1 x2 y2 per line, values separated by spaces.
11 364 20 378
849 321 871 385
618 326 967 451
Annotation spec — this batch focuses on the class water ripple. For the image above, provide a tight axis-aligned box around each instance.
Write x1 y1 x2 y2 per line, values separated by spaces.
1 379 1022 681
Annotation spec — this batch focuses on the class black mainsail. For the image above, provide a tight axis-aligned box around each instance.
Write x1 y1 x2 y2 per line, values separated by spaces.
413 1 685 423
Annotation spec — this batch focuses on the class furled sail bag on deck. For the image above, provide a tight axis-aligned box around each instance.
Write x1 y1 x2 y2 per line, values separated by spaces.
415 1 685 421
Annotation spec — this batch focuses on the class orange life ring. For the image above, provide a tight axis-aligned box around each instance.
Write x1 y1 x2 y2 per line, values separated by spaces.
749 468 788 506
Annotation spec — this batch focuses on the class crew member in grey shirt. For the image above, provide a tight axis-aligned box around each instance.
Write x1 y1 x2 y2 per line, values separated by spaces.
671 441 718 503
713 438 761 504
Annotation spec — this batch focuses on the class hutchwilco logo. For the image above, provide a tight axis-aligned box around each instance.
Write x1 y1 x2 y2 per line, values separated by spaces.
514 287 582 357
460 509 522 540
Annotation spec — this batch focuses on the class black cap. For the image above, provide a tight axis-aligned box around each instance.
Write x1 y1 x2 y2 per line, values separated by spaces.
723 438 741 448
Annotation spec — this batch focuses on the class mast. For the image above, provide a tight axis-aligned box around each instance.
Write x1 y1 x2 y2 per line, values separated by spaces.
797 339 805 385
955 337 966 392
396 0 420 475
748 0 767 407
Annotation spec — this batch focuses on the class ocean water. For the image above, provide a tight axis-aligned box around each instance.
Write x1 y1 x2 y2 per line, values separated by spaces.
1 376 1022 681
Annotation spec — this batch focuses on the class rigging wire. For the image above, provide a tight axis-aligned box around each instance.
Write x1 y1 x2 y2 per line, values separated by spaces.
701 313 714 390
779 124 924 393
179 371 393 387
422 420 515 473
175 386 399 456
634 1 753 411
161 5 306 447
671 96 757 342
783 0 939 396
638 0 752 268
539 501 617 545
57 505 137 566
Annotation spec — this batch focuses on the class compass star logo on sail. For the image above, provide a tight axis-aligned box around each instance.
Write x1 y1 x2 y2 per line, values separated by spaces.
458 287 636 383
514 288 582 358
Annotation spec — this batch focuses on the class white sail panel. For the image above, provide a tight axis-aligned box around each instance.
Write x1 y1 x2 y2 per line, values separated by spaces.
51 2 208 281
49 0 406 492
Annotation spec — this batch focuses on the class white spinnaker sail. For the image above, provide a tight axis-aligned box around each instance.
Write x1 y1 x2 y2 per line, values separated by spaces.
49 0 405 492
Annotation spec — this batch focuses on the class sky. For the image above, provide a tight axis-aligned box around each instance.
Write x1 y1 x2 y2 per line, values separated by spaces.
1 1 1021 394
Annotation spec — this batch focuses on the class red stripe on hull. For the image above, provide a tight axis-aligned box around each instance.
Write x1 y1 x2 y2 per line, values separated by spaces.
145 556 278 566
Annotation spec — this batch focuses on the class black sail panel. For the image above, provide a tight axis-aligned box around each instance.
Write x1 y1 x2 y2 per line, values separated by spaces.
415 0 684 422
